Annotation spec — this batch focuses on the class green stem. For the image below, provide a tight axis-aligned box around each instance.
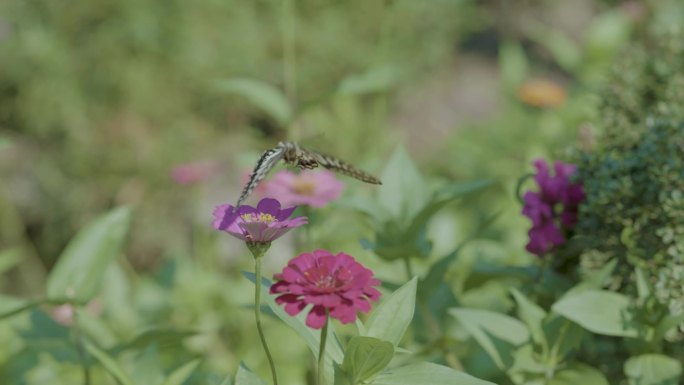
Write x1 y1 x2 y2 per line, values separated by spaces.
73 307 91 385
282 0 298 137
254 257 279 385
403 258 414 280
317 314 329 385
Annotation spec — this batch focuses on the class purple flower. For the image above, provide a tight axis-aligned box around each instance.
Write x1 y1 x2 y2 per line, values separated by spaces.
262 170 345 208
213 198 307 244
270 250 381 329
522 159 585 256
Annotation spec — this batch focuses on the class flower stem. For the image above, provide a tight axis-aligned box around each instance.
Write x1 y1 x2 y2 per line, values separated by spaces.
73 307 91 385
317 314 329 385
403 257 414 280
254 257 279 385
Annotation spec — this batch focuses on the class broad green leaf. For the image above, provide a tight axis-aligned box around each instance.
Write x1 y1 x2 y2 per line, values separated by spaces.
449 308 530 369
569 258 617 294
85 341 135 385
372 362 496 385
365 277 417 346
47 207 132 302
624 354 682 385
235 362 267 385
214 78 291 125
161 359 202 385
341 336 393 384
499 40 529 90
131 345 164 385
510 289 547 347
552 290 638 337
655 312 684 341
549 363 609 385
377 146 429 225
0 248 22 275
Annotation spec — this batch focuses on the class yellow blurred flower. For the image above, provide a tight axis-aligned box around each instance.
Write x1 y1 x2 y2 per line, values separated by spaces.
517 78 567 108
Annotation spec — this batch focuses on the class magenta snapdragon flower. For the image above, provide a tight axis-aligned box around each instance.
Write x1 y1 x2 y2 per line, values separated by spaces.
522 159 585 256
213 198 307 244
270 250 381 329
262 170 344 208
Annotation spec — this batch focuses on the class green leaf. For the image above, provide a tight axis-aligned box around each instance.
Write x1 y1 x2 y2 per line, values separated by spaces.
543 315 585 362
510 289 547 347
161 359 202 385
341 336 393 384
499 40 529 90
552 290 638 337
235 362 267 385
0 296 39 320
377 146 429 225
624 354 682 385
372 362 495 385
548 363 609 385
47 207 132 302
131 345 164 385
569 258 617 294
449 308 530 369
85 341 135 385
420 211 499 300
0 248 22 275
214 78 291 125
365 277 417 346
337 65 401 95
634 267 651 300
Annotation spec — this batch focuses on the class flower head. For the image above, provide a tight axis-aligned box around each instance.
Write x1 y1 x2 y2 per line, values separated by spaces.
517 78 567 108
213 198 307 245
171 160 220 185
262 170 344 208
522 159 585 256
270 250 381 329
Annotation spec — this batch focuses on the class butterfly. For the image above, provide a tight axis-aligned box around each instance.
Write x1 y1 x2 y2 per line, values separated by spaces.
237 141 381 206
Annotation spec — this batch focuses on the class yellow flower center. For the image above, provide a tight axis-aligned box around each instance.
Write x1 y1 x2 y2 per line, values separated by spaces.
240 212 277 224
292 180 316 196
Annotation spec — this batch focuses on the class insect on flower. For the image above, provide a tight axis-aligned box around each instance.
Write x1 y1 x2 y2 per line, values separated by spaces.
237 141 381 206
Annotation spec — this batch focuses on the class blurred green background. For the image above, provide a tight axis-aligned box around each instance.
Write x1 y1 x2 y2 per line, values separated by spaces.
1 0 682 384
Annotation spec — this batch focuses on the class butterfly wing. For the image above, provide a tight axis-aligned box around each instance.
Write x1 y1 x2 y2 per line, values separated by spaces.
307 149 382 184
237 146 285 206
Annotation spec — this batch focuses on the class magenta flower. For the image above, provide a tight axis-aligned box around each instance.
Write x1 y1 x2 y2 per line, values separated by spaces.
270 250 381 329
262 170 344 208
213 198 307 244
522 159 585 256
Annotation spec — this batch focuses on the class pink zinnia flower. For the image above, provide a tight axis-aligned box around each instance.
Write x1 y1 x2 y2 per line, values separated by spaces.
522 159 585 256
171 160 221 185
213 198 307 244
262 170 344 208
270 250 381 329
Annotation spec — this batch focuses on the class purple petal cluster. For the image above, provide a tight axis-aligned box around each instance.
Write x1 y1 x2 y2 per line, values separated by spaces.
213 198 307 244
270 250 381 329
522 159 585 256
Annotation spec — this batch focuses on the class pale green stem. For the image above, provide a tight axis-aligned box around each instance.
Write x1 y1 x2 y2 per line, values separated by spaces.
254 256 279 385
317 314 329 385
73 307 91 385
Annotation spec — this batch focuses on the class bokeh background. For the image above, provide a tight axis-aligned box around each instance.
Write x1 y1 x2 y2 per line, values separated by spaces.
1 0 682 384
